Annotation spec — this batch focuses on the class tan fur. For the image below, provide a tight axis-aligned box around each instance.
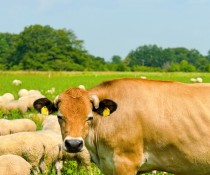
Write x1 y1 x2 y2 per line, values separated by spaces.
0 117 62 174
0 119 36 136
0 154 31 175
57 78 210 175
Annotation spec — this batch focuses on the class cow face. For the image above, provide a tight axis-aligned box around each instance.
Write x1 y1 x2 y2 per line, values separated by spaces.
33 87 117 153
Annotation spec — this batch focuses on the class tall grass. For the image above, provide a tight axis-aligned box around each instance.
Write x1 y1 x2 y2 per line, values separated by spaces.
1 71 210 175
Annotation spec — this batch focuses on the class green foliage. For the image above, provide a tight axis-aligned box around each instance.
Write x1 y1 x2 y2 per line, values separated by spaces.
0 25 210 72
0 109 23 120
61 161 103 175
167 60 197 72
125 45 210 72
111 55 122 64
0 25 108 71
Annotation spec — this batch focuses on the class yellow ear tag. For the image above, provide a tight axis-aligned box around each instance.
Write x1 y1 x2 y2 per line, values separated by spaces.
103 107 110 117
41 106 49 115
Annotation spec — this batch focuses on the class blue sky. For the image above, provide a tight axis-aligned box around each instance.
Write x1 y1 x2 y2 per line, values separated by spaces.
1 0 210 60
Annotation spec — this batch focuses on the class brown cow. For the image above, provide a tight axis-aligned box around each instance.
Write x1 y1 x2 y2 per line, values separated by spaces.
34 78 210 175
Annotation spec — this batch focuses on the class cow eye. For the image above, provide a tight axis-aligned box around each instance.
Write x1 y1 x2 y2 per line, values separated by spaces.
87 115 93 121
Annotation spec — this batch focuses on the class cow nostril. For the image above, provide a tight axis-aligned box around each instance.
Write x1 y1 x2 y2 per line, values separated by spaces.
65 139 83 153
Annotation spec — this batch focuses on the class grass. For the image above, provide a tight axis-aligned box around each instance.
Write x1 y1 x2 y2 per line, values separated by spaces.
1 71 210 175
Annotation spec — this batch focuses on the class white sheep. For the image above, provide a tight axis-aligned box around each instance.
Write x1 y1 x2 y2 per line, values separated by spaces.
12 79 22 86
1 100 28 113
0 90 44 112
190 77 203 83
140 76 147 79
0 154 31 175
18 89 29 97
196 77 203 83
190 78 197 83
0 93 15 111
28 90 42 96
0 93 14 104
42 115 61 134
0 117 63 175
18 93 45 110
78 85 86 90
0 132 45 174
0 118 36 136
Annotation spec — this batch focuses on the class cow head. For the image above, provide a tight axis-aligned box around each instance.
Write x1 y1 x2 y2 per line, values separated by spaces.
33 87 117 153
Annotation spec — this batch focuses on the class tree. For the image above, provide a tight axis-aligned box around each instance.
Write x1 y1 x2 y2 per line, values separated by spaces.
0 33 19 69
168 60 196 72
207 50 210 61
6 24 93 70
125 45 163 67
111 55 122 64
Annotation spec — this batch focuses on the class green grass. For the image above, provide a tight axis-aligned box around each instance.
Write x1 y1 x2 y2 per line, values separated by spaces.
1 71 210 175
1 71 210 99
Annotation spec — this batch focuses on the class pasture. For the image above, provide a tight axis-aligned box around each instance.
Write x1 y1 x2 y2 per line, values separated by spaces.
1 71 210 175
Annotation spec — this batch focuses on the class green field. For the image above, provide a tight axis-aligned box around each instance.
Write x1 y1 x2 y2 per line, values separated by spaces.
1 71 210 175
1 71 210 98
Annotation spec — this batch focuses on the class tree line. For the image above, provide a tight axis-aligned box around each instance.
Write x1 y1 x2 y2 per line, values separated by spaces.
0 24 210 72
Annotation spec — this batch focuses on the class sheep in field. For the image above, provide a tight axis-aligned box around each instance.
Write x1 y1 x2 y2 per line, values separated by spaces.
0 118 36 136
18 90 45 109
0 116 64 174
190 77 203 83
1 100 28 113
18 89 29 97
0 93 14 106
0 90 44 112
0 154 31 175
0 133 45 174
12 79 22 86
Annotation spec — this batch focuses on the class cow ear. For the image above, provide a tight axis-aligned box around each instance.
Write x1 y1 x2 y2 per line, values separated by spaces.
93 99 117 117
33 98 58 114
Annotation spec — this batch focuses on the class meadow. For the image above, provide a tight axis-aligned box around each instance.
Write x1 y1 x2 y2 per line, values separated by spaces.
1 71 210 175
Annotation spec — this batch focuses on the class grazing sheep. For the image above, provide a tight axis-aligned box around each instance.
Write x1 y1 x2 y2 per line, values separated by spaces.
0 132 45 174
42 115 61 134
0 93 14 104
0 94 25 112
190 78 197 83
18 93 45 110
12 79 22 86
140 76 147 79
0 90 44 112
1 100 28 113
0 118 36 136
0 154 31 175
196 77 203 83
0 117 63 175
78 85 86 90
18 89 29 97
190 77 203 83
28 90 42 96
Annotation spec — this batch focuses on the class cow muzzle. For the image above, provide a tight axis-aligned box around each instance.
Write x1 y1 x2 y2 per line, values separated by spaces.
63 137 84 153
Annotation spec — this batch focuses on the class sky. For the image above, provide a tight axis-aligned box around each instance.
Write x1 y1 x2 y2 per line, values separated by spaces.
1 0 210 61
